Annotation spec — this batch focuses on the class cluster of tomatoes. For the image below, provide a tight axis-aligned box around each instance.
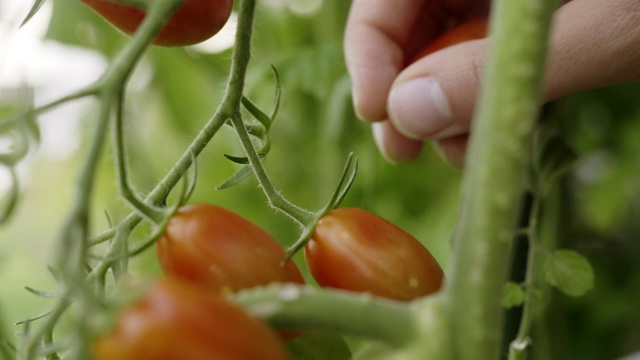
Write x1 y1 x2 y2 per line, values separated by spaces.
92 204 444 359
81 0 488 357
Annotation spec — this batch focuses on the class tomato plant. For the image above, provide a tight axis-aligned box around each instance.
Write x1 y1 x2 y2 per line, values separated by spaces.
157 204 305 295
410 17 488 64
81 0 234 46
93 278 290 360
304 208 444 301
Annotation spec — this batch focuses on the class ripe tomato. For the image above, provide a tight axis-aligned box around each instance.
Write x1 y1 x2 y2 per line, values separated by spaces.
81 0 233 47
410 17 488 64
93 278 290 360
305 208 444 301
157 204 305 295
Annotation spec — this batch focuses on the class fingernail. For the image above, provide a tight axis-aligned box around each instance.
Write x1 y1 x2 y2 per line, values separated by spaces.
372 122 399 164
351 88 366 121
388 77 459 139
372 121 423 164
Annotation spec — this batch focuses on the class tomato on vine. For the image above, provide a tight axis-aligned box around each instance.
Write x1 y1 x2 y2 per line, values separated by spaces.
157 204 305 295
81 0 234 47
304 208 444 302
410 17 488 64
93 278 290 360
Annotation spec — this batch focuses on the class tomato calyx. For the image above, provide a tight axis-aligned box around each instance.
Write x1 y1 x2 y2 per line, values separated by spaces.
283 152 359 262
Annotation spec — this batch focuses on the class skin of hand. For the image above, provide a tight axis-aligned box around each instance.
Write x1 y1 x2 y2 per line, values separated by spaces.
344 0 640 167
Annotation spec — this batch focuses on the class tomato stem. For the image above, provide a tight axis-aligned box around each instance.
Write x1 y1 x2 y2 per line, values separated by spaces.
234 284 417 347
442 1 559 359
508 194 542 359
111 90 167 224
18 0 215 357
229 113 316 226
90 0 260 246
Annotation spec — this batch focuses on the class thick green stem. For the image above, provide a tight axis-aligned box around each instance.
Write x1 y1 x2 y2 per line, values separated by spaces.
445 1 558 359
234 284 416 346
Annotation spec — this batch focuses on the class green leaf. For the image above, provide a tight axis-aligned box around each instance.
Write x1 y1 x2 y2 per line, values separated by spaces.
215 165 254 190
328 153 358 210
285 332 351 360
502 282 525 308
223 154 250 165
0 167 19 225
0 130 29 166
20 0 47 27
242 96 272 130
15 310 52 325
24 287 62 299
268 65 282 120
544 250 594 297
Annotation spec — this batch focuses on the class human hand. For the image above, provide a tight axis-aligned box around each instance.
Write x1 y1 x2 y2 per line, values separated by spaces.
345 0 640 167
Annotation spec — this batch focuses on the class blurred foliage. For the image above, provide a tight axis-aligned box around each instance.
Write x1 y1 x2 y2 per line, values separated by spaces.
0 0 639 359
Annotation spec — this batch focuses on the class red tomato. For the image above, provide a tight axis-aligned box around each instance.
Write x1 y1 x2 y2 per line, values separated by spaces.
157 204 305 295
410 17 488 64
305 208 444 301
81 0 233 47
93 278 290 360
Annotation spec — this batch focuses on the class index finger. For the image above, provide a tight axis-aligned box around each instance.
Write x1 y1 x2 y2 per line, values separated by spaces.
344 0 480 122
344 0 429 122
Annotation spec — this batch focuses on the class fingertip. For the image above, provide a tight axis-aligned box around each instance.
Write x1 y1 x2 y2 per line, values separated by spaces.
387 39 485 141
388 76 465 140
372 121 423 163
435 134 469 169
346 57 397 122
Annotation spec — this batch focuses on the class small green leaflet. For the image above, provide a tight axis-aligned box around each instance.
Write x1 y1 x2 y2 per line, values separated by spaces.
544 250 594 297
502 282 525 308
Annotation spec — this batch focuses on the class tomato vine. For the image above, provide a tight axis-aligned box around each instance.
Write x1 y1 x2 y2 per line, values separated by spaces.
0 0 598 359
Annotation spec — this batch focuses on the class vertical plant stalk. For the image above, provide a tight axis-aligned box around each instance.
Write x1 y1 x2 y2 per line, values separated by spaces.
445 1 558 359
509 198 540 360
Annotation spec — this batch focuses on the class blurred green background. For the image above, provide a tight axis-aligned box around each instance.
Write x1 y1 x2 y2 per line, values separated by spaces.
0 1 639 359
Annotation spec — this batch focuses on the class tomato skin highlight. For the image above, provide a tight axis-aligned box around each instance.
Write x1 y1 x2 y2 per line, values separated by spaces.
157 204 305 295
93 278 290 360
81 0 233 47
305 208 444 301
410 17 488 64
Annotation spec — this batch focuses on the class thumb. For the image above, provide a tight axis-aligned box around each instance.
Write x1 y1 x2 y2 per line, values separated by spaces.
387 0 640 142
387 36 484 141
